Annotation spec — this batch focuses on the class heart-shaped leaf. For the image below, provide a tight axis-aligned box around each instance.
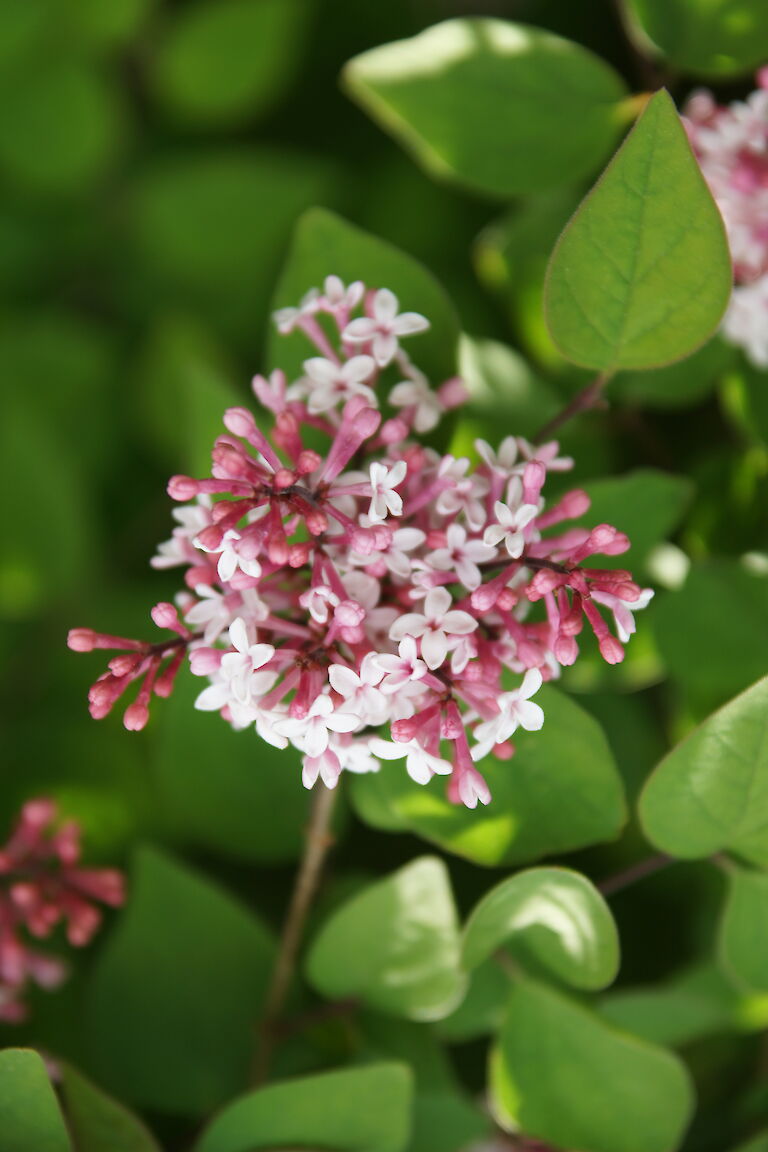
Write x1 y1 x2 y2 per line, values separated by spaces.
343 19 629 198
719 866 768 993
462 867 619 990
545 89 731 371
306 857 465 1021
194 1064 412 1152
490 981 694 1152
639 677 768 866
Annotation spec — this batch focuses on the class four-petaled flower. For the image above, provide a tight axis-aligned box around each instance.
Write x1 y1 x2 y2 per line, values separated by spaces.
483 498 538 559
368 460 407 523
302 355 376 415
195 618 276 714
345 288 429 367
389 586 478 670
427 523 496 591
472 669 545 760
274 694 360 758
369 737 452 785
373 637 428 693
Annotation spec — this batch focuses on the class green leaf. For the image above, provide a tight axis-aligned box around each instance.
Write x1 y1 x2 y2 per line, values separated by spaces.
151 0 311 126
125 150 336 346
194 1063 412 1152
731 1134 768 1152
435 959 509 1042
306 857 465 1021
462 867 619 990
652 561 768 715
59 1064 161 1152
152 670 314 864
639 676 768 866
343 18 629 198
625 0 768 77
409 1091 491 1152
580 469 693 571
85 846 276 1116
454 335 561 443
0 61 123 195
719 866 768 993
490 981 694 1152
545 89 731 371
268 207 459 383
0 1049 71 1152
362 687 626 866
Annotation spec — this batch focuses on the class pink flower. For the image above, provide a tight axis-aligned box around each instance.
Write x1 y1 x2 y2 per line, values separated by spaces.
302 355 377 415
344 288 429 366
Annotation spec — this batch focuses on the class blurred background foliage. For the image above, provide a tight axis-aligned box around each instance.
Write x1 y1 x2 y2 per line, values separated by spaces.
1 1 768 1149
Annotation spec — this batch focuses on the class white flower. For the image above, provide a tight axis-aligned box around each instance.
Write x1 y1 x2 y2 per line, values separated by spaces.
389 372 443 433
195 528 262 583
274 694 359 758
151 499 211 569
373 637 428 693
368 460 407 523
471 669 544 760
302 355 377 415
426 523 496 591
273 288 320 334
301 748 343 790
436 456 489 531
722 277 768 366
483 495 538 559
195 619 276 714
456 767 491 809
368 737 452 786
299 584 339 624
591 587 654 643
475 436 520 473
344 288 429 366
517 437 573 472
389 586 478 670
322 275 364 311
329 657 388 726
185 586 267 645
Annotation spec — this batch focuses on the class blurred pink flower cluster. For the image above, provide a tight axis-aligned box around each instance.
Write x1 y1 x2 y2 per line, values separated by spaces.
70 278 651 808
685 71 768 365
0 799 124 1022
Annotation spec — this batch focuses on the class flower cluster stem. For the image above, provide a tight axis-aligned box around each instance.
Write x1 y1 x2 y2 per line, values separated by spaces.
533 372 611 444
252 781 339 1084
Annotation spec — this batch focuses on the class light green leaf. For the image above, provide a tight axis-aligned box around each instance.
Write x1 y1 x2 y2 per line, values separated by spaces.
306 857 465 1021
640 677 768 866
625 0 768 77
268 207 459 383
720 866 768 993
545 89 731 371
343 19 629 198
580 469 693 571
0 1049 71 1152
59 1064 161 1152
363 687 626 866
490 981 694 1152
652 561 768 715
85 846 276 1116
151 0 311 126
462 867 619 990
152 671 314 863
194 1064 412 1152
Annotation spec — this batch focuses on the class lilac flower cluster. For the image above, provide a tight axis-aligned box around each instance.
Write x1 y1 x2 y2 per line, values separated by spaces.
69 278 652 808
0 799 124 1022
685 72 768 365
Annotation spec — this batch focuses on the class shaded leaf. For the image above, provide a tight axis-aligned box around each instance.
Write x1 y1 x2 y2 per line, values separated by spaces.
545 90 731 371
194 1063 412 1152
85 846 276 1115
462 867 619 990
0 1049 71 1152
640 676 768 866
719 866 768 993
59 1064 161 1152
580 469 693 572
490 981 694 1152
344 19 628 198
625 0 768 77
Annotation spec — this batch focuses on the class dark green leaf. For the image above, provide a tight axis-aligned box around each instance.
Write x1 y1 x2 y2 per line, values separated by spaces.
0 1049 71 1152
490 981 694 1152
435 959 509 1041
580 469 693 571
545 90 731 371
85 846 276 1115
194 1064 412 1152
612 336 736 408
640 677 768 866
268 207 459 383
59 1064 161 1152
344 19 629 198
306 857 465 1021
462 867 619 990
